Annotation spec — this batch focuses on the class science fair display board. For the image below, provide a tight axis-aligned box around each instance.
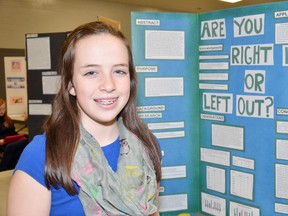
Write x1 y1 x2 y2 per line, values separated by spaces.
25 32 68 140
131 1 288 215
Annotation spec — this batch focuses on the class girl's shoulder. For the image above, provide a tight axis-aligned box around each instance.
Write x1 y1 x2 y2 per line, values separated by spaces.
24 133 46 153
14 133 47 186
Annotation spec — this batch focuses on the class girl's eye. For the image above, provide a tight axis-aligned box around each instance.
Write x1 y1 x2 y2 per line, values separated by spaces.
114 70 128 75
84 71 97 76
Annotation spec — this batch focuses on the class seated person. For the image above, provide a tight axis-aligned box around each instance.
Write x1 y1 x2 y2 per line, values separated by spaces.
0 98 17 146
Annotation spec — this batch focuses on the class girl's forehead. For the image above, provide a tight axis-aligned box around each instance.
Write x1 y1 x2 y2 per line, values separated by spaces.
73 34 129 63
75 34 124 48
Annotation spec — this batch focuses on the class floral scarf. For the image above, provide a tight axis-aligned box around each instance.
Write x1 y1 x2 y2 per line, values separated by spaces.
71 118 158 215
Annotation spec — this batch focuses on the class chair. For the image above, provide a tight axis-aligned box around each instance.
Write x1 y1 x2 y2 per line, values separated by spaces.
0 138 29 171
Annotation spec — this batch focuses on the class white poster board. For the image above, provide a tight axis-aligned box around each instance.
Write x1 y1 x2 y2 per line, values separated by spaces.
4 56 27 119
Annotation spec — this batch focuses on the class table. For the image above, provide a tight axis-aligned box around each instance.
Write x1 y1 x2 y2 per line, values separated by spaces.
0 170 13 215
11 114 28 135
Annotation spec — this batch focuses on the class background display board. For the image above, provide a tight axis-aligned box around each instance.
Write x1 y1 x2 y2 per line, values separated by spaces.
25 32 68 140
4 56 27 118
131 1 288 215
0 49 25 101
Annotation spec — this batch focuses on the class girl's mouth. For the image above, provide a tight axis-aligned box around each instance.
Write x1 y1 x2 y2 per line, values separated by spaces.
95 98 117 106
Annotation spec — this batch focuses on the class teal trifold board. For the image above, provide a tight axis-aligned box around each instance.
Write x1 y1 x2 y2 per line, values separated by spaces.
132 1 288 215
131 12 200 215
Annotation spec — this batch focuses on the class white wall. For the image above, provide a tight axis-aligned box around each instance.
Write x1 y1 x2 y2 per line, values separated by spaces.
0 0 162 48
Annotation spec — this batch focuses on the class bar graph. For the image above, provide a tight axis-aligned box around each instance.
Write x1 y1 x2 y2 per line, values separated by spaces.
230 201 260 216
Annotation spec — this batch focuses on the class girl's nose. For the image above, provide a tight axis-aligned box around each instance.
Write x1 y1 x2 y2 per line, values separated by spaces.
100 74 116 93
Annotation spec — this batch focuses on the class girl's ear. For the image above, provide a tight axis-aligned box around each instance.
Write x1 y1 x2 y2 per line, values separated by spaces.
68 81 76 96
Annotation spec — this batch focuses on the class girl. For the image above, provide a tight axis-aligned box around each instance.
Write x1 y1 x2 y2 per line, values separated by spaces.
0 98 17 145
8 21 162 215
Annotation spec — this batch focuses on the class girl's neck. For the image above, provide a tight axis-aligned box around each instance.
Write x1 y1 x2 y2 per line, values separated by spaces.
82 119 119 147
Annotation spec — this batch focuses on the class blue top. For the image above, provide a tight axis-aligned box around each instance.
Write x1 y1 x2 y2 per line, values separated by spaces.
15 134 120 216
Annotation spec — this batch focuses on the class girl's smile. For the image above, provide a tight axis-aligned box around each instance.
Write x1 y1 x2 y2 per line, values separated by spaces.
94 97 118 107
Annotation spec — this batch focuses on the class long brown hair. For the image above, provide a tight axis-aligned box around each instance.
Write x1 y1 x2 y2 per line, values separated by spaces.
0 98 13 128
43 21 162 195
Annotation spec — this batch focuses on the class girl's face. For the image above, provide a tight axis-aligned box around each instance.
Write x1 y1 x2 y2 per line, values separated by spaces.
69 34 130 128
0 104 6 117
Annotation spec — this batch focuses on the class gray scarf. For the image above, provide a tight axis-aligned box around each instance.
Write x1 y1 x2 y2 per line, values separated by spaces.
71 118 158 215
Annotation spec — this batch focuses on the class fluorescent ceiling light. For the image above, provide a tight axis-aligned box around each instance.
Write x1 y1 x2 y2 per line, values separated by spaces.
220 0 242 3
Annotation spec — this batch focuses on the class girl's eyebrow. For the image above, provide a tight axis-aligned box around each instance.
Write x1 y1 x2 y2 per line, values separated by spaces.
80 64 100 68
80 63 129 68
114 63 129 67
